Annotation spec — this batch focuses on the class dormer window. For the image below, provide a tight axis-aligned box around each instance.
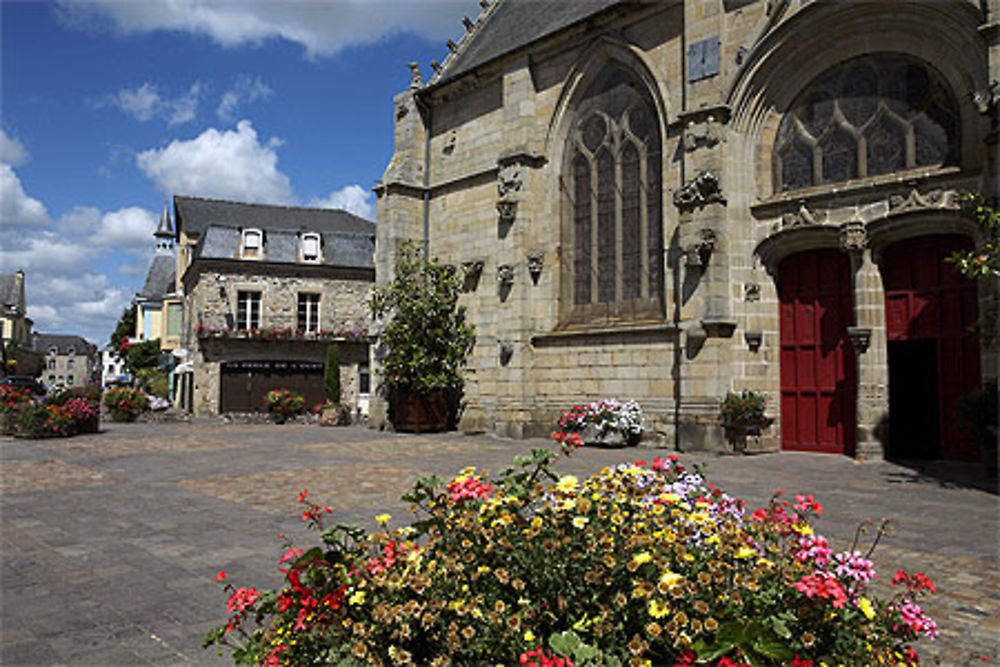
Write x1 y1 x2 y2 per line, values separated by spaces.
301 232 321 263
241 228 263 258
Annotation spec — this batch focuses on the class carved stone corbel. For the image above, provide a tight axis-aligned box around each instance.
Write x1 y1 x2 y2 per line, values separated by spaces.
888 188 959 214
496 199 517 226
780 203 819 228
686 229 717 267
496 264 514 286
460 260 484 291
683 115 724 152
839 221 868 253
673 171 726 211
497 163 522 198
526 253 543 284
847 326 872 354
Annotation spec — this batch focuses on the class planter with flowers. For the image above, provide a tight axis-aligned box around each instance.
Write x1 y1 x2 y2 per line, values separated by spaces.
720 390 772 452
264 388 305 424
552 399 643 447
206 440 939 666
102 386 150 423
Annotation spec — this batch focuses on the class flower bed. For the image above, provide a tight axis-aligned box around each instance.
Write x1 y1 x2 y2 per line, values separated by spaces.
552 399 644 447
2 384 100 437
102 386 150 423
206 444 936 666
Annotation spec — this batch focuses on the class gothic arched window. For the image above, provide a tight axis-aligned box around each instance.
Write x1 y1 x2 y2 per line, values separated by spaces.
564 65 663 323
774 54 959 192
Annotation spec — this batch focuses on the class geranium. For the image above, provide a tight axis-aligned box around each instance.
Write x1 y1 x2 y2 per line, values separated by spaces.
719 390 767 426
264 388 305 424
102 386 149 422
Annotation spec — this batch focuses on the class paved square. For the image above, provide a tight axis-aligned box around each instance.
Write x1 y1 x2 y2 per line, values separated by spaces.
2 421 997 665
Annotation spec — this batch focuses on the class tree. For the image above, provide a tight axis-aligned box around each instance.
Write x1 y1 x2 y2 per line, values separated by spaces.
3 342 44 378
948 194 1000 278
110 304 137 351
123 338 161 375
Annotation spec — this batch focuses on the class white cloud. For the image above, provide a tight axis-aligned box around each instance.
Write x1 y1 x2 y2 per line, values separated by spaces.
101 82 203 125
217 75 273 122
136 120 293 203
0 164 49 227
0 233 93 276
0 129 29 166
309 184 374 220
55 0 480 59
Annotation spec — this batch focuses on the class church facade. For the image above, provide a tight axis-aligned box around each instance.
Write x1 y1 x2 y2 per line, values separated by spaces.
374 0 999 460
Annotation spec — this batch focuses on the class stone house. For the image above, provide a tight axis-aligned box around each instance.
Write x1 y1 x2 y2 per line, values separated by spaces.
134 204 183 354
33 333 98 391
0 270 32 349
374 0 999 461
170 196 376 416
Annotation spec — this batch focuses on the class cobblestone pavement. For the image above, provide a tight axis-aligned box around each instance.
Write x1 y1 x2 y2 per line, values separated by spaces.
1 421 997 665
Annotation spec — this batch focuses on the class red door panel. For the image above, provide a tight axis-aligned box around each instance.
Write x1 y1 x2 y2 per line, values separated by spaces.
778 250 856 455
882 235 981 461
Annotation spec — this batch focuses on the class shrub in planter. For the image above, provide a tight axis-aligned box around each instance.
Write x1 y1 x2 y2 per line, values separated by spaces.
264 388 305 424
552 399 643 446
720 390 769 429
102 386 150 422
371 241 475 431
206 445 937 666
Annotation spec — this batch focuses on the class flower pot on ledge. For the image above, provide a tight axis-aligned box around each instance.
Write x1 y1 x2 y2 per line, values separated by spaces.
722 416 773 453
579 424 640 448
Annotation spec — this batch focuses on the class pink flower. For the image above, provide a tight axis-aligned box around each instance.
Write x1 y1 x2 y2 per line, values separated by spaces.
795 535 833 567
794 572 848 608
226 587 260 614
894 599 939 638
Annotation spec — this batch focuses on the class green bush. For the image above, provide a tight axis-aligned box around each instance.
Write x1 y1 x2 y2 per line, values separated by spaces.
264 388 305 424
135 368 169 398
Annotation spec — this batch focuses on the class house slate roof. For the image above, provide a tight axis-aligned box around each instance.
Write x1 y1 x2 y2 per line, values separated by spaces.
0 273 22 312
432 0 623 86
194 225 375 270
174 196 375 238
138 254 177 300
32 333 96 357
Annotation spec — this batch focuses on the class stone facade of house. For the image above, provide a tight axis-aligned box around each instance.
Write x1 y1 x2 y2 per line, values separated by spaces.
171 196 375 417
374 0 999 461
34 333 98 391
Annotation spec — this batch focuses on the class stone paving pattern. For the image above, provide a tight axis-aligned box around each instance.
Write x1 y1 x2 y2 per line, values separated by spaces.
1 421 997 665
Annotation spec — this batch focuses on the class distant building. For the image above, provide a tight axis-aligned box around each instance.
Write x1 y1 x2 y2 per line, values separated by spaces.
170 196 376 416
135 204 182 353
33 333 98 391
0 270 32 348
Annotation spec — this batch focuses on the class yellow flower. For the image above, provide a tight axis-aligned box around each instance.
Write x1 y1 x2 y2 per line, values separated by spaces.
705 534 720 546
375 514 391 525
648 598 670 618
659 570 682 587
349 590 366 605
858 597 875 620
556 475 579 492
572 516 589 529
792 521 813 535
523 630 535 642
631 552 652 566
734 546 757 559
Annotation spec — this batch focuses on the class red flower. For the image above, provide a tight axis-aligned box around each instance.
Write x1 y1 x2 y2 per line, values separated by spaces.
214 571 227 581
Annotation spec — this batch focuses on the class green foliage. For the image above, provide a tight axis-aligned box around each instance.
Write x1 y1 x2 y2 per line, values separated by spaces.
124 338 162 374
110 304 137 351
3 342 44 378
370 241 475 396
48 384 102 406
720 390 767 425
324 343 341 403
264 388 305 424
134 368 169 398
947 193 1000 278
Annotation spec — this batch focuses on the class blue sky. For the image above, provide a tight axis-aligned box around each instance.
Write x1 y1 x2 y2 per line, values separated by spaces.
1 0 479 346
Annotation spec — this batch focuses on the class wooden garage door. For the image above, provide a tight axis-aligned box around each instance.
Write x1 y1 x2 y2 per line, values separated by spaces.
882 234 980 461
220 361 325 413
779 250 856 455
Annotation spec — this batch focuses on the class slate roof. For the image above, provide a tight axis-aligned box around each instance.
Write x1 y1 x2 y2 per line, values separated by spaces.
138 254 177 300
33 333 96 357
432 0 623 86
194 225 375 270
0 273 22 312
174 196 375 238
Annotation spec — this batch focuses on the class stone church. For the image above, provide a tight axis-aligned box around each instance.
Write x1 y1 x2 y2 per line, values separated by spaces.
374 0 999 461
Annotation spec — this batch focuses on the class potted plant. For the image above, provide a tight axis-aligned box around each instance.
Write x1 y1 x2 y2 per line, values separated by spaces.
371 242 475 432
552 399 644 447
720 390 771 452
264 388 305 425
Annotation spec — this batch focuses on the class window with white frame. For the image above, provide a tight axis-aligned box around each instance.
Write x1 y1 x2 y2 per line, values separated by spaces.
297 293 321 332
241 228 263 258
236 291 261 330
301 232 321 263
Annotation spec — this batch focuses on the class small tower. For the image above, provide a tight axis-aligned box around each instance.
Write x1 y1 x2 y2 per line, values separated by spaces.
155 201 174 254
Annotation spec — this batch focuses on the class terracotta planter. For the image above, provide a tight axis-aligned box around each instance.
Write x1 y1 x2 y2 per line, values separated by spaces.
391 390 449 433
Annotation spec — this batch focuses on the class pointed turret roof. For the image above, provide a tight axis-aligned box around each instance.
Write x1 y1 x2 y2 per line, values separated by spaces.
155 201 174 239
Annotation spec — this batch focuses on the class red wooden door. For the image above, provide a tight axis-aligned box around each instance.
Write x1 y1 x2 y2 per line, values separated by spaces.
779 250 856 455
882 235 980 461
